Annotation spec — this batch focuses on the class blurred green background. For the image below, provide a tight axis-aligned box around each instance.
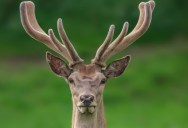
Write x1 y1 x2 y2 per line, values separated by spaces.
0 0 188 127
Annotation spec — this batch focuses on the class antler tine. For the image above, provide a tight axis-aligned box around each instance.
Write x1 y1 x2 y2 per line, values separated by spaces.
96 0 155 64
114 1 154 51
57 18 83 63
20 1 74 63
20 2 44 34
48 29 73 62
133 1 155 32
149 0 155 11
92 25 115 66
132 2 146 32
99 22 129 64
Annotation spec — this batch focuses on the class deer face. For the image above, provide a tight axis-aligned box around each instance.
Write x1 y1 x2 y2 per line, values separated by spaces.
46 52 130 114
68 65 106 114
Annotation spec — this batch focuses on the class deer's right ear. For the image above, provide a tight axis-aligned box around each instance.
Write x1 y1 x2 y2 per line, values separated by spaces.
46 52 71 78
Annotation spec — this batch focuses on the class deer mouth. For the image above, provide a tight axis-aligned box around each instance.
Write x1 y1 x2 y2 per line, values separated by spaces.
77 106 96 114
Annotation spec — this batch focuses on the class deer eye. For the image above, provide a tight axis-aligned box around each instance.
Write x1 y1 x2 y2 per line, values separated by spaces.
68 78 74 84
100 79 106 85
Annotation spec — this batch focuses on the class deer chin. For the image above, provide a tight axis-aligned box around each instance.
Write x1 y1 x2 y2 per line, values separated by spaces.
78 106 96 114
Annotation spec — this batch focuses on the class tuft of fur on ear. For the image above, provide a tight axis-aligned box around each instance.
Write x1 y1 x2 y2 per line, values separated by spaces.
103 55 131 78
46 52 71 78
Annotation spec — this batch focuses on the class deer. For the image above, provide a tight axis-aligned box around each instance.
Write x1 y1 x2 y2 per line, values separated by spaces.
20 0 155 128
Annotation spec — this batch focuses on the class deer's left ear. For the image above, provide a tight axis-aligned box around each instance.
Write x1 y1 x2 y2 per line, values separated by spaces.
103 55 131 78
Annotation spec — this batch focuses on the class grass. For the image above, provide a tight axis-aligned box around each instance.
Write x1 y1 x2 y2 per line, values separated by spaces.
0 42 188 128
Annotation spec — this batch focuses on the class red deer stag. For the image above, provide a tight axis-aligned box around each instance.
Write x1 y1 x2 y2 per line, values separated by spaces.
20 1 155 128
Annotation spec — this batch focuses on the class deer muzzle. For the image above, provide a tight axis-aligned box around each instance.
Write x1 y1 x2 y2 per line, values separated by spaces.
77 95 96 114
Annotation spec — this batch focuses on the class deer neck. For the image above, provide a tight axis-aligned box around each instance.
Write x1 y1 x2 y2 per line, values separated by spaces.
72 97 106 128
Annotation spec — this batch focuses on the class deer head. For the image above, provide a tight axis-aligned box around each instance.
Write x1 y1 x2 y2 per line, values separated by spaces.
20 0 155 116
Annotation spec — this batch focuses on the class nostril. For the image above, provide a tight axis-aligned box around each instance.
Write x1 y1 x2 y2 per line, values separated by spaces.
80 95 94 106
89 95 94 102
80 95 85 102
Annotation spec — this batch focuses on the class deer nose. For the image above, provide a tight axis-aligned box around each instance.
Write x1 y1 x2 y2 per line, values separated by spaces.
80 95 94 106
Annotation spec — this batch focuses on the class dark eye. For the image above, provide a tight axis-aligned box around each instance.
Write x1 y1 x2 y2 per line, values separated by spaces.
100 79 106 85
68 78 74 84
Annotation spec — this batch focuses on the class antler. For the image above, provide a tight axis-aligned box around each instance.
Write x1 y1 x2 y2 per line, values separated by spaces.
20 1 83 66
92 0 155 66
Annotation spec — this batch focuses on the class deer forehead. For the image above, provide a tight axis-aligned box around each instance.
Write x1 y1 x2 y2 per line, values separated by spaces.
70 64 104 81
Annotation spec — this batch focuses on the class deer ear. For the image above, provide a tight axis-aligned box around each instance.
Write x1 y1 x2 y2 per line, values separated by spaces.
103 55 131 78
46 52 71 78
